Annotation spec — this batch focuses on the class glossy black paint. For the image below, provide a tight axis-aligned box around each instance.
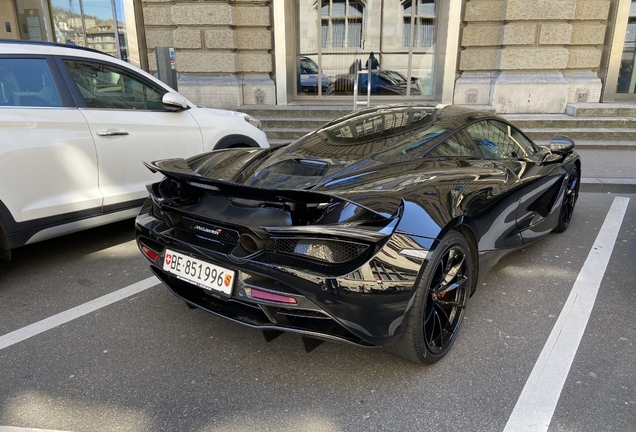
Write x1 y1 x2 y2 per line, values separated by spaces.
135 104 581 348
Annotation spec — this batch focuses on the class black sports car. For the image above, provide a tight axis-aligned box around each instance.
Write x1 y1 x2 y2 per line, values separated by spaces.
135 104 580 364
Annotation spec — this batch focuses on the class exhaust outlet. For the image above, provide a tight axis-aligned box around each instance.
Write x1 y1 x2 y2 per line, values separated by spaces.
240 233 268 253
163 211 181 228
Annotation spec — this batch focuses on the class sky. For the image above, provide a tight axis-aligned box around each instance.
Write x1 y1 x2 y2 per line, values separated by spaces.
51 0 125 23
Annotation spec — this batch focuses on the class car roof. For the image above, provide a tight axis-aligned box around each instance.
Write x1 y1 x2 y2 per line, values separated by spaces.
283 103 496 158
0 38 183 97
0 39 116 61
325 103 491 127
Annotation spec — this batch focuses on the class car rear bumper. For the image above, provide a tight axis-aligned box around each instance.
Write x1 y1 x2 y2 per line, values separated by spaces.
135 199 432 347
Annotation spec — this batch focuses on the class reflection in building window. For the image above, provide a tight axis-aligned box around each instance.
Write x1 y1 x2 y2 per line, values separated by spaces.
51 0 130 62
13 0 51 41
617 14 636 93
321 0 364 48
402 0 435 48
627 18 636 44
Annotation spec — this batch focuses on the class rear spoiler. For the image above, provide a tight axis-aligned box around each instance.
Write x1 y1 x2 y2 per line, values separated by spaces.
144 159 400 223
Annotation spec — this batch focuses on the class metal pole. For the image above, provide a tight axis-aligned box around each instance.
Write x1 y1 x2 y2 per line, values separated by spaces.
406 1 415 97
367 67 371 107
353 59 359 110
77 0 88 47
110 0 122 59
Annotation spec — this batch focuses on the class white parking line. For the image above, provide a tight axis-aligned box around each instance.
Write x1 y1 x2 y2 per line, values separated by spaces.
504 196 630 432
0 427 71 432
0 276 159 351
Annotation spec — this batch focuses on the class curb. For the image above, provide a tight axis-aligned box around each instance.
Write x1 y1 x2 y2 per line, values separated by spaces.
533 140 636 150
576 143 636 150
581 178 636 194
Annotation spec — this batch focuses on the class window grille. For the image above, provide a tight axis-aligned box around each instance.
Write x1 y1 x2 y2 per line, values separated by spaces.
321 0 364 48
403 0 435 48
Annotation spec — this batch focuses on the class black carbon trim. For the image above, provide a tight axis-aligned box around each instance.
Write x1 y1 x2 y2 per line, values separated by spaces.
0 198 145 249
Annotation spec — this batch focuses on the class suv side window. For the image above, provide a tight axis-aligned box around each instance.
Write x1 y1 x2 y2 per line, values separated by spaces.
63 59 168 111
0 58 63 107
427 130 481 157
465 120 536 159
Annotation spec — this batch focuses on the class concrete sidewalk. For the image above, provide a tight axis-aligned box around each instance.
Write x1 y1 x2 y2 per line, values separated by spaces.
534 141 636 194
576 148 636 193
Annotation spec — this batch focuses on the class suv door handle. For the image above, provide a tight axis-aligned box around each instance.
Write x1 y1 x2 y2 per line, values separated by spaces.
97 131 129 137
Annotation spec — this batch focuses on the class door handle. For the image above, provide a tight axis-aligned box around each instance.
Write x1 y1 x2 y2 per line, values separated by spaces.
97 131 129 137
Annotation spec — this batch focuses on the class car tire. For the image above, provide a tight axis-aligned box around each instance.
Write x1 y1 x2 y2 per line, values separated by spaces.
0 218 9 261
386 230 472 364
553 166 580 233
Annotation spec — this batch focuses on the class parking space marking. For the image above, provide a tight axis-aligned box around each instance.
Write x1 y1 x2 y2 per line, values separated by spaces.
504 196 630 432
0 427 70 432
0 276 159 351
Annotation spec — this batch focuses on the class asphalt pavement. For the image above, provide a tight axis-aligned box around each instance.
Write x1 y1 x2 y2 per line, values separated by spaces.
1 193 634 431
0 131 634 431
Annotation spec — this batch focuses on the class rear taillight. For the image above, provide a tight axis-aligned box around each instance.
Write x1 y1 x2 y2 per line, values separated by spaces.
141 245 160 262
247 287 297 304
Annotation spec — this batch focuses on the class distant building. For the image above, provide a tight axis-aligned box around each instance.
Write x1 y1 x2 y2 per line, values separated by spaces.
86 20 126 60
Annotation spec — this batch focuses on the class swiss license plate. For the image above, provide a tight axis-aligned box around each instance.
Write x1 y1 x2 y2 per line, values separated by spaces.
163 249 234 296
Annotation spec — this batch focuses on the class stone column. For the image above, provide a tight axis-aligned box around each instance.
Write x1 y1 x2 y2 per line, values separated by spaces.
143 0 275 109
455 0 610 113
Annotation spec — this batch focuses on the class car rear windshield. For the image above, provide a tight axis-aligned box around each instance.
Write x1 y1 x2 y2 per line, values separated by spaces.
285 105 456 161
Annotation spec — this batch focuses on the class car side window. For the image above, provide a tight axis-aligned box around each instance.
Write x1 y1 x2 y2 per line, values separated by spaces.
427 131 481 158
63 59 168 111
508 124 537 157
465 120 536 159
0 58 63 107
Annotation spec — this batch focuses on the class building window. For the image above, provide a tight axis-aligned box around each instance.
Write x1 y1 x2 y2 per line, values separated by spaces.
321 0 364 48
617 5 636 94
403 0 435 48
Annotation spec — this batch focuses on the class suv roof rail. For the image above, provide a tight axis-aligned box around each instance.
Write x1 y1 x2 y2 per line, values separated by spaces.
0 38 115 57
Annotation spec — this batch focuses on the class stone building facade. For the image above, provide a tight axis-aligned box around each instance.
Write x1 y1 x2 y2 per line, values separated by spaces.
140 0 631 113
455 0 610 113
143 0 276 109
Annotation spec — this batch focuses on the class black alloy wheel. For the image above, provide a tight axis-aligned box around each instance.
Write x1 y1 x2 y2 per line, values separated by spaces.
386 231 472 364
554 166 580 233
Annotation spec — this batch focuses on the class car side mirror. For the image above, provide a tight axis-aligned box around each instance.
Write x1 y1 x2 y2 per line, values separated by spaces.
535 145 565 164
542 153 563 164
548 135 575 154
162 92 189 111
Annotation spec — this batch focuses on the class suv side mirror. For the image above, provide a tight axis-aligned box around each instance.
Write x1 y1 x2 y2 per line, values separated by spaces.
548 135 575 154
162 92 189 111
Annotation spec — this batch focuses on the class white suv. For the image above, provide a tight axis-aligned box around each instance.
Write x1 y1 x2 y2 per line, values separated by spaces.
0 40 269 260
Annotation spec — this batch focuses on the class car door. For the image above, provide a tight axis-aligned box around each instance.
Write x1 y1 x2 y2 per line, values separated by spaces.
0 56 101 227
503 122 568 243
59 58 204 209
465 119 565 244
426 130 526 251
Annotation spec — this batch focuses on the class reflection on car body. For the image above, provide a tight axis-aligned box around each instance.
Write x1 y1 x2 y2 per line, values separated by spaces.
136 104 581 364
